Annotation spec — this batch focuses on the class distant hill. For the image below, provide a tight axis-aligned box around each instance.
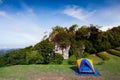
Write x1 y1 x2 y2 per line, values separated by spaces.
0 49 16 56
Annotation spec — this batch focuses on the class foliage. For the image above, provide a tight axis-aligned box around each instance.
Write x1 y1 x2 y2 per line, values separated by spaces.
96 41 111 52
106 26 120 48
0 54 120 80
68 55 76 65
96 52 110 60
34 39 54 53
76 25 88 40
1 24 120 67
50 53 64 64
115 47 120 51
50 25 120 58
107 49 120 57
82 52 90 58
53 30 70 49
26 51 44 64
68 24 78 33
0 56 7 67
69 40 95 59
80 40 96 53
2 49 26 66
24 45 33 51
34 39 54 64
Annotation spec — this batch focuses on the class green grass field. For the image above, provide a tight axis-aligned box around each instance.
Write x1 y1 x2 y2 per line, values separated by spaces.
0 51 120 80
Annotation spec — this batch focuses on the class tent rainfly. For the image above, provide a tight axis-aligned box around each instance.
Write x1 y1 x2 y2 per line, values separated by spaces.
77 58 94 73
75 58 101 76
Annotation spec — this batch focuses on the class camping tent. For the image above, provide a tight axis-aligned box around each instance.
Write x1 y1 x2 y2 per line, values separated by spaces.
77 58 94 73
75 58 101 76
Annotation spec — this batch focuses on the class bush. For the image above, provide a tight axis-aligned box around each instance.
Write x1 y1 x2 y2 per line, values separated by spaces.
95 41 111 52
82 52 90 58
3 50 27 65
50 53 64 64
107 49 120 57
96 61 104 65
96 52 110 60
68 55 76 65
26 51 44 64
0 56 7 67
115 47 120 51
62 59 69 65
34 39 54 64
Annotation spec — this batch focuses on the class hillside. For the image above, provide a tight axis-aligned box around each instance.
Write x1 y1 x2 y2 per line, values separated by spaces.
0 50 120 80
0 24 120 67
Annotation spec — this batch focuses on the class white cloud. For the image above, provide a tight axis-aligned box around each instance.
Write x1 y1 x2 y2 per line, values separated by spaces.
102 6 120 21
62 5 120 31
92 5 120 31
100 25 118 31
63 5 96 21
0 11 13 20
0 6 46 48
12 24 46 42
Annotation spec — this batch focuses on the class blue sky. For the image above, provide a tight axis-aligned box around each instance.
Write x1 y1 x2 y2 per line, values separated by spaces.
0 0 120 49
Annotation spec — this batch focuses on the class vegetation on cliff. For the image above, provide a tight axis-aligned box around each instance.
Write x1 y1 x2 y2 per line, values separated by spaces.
0 24 120 66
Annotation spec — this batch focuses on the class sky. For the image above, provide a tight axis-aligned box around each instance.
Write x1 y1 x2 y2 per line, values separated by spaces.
0 0 120 49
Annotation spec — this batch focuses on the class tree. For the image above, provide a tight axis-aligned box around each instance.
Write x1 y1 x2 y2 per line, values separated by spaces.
26 51 44 64
3 49 26 65
76 25 88 40
34 39 54 64
50 53 64 64
68 24 78 34
106 26 120 48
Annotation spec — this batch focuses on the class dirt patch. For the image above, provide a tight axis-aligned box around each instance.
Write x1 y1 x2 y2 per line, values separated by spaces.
27 72 105 80
92 54 97 56
102 51 109 54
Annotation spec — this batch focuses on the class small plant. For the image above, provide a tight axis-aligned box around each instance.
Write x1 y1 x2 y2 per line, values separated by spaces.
68 55 76 65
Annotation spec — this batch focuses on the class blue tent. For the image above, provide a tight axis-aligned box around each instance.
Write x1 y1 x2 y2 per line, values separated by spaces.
78 58 94 73
75 58 101 76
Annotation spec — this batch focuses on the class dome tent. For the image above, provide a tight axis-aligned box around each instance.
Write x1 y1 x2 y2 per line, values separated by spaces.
75 58 101 76
77 58 94 73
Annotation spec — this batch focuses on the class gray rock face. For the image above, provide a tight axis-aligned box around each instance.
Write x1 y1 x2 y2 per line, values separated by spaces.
54 44 70 59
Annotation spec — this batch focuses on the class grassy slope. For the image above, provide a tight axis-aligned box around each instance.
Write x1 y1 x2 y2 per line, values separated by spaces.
94 52 120 80
0 52 120 80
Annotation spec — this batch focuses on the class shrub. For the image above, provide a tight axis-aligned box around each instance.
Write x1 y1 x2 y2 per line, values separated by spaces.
3 50 27 65
96 52 110 60
26 51 44 64
107 49 120 57
96 61 104 65
62 59 69 65
50 53 64 64
82 52 90 58
68 55 76 65
115 47 120 51
0 56 7 67
34 39 54 64
96 41 111 52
